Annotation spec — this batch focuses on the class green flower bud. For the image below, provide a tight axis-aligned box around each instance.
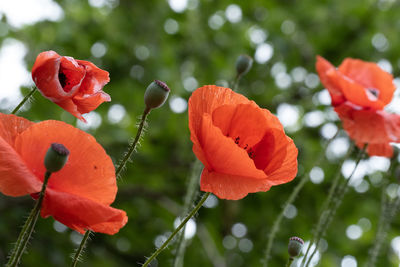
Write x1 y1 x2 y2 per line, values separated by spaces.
288 236 304 258
44 143 70 173
144 80 170 110
235 54 253 77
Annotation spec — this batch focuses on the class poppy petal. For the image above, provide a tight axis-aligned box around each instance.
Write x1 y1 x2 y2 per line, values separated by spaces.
0 113 33 146
32 51 80 101
73 91 111 114
339 58 395 106
54 99 85 122
200 169 272 200
41 188 127 234
315 56 346 106
14 120 117 205
0 137 42 196
198 113 266 179
76 60 110 95
335 103 400 144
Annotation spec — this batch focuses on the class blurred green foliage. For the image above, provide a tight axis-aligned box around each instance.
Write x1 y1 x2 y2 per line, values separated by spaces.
1 0 400 266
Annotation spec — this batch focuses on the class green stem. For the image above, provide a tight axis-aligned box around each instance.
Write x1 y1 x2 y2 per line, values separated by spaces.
232 74 241 92
262 130 339 267
303 147 365 267
301 143 355 267
6 171 52 267
115 107 150 178
11 87 37 115
286 258 294 267
142 192 211 267
173 160 203 267
70 107 151 266
71 231 91 267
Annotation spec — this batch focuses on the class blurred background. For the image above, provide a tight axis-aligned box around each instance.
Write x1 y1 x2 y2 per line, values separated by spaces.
1 0 400 266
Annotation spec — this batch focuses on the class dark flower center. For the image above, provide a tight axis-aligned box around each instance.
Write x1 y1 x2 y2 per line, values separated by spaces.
58 71 67 88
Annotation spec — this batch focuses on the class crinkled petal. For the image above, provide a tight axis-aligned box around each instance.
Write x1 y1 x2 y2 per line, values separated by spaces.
200 169 272 200
339 58 395 105
14 120 117 205
54 98 85 122
197 113 266 179
32 51 81 101
41 188 127 234
189 85 248 147
76 60 110 95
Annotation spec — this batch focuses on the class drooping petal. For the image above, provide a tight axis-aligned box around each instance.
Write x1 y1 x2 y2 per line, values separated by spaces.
14 120 117 205
200 169 272 200
198 113 266 179
339 58 395 105
0 137 42 196
53 99 85 122
335 103 400 144
41 188 127 234
73 91 111 114
76 60 110 95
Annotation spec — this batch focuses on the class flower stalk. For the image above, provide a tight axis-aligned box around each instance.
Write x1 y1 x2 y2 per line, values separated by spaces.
6 171 52 267
142 192 211 267
11 87 37 114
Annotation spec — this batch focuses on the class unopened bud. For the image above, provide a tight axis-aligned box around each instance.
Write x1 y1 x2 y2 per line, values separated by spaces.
144 80 170 110
288 236 304 258
235 54 253 77
44 143 70 173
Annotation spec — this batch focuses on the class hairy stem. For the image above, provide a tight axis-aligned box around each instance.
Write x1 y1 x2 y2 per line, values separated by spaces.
11 87 37 115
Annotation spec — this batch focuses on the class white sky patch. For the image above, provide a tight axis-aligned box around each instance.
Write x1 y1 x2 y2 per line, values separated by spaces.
108 104 126 124
174 218 196 239
0 0 63 29
303 110 325 128
77 111 102 130
225 4 242 23
341 255 358 267
0 38 32 110
247 26 267 45
277 103 300 129
346 225 363 240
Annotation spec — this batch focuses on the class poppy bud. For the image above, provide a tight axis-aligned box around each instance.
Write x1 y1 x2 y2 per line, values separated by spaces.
288 236 304 258
235 54 253 77
44 143 70 173
144 80 170 110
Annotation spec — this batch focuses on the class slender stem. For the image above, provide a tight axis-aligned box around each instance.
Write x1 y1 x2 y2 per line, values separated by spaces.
262 130 339 267
232 74 241 92
71 231 91 267
70 107 151 266
11 87 37 114
301 143 355 266
115 107 150 178
142 192 211 267
6 171 52 267
173 160 203 267
303 147 365 267
286 258 294 267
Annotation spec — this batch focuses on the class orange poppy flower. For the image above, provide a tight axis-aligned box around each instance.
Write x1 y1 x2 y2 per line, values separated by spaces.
316 56 400 157
0 113 127 234
188 85 298 200
32 51 111 122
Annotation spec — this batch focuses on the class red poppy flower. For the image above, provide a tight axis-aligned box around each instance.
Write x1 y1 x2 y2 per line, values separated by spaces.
316 56 400 157
32 51 111 122
188 85 298 200
0 113 127 234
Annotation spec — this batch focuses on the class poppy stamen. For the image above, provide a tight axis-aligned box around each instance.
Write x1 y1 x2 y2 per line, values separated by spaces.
234 136 240 145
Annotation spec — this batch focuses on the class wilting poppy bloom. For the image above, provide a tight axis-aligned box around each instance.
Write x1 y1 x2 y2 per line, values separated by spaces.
32 51 111 122
0 113 127 234
316 56 400 157
188 85 298 200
